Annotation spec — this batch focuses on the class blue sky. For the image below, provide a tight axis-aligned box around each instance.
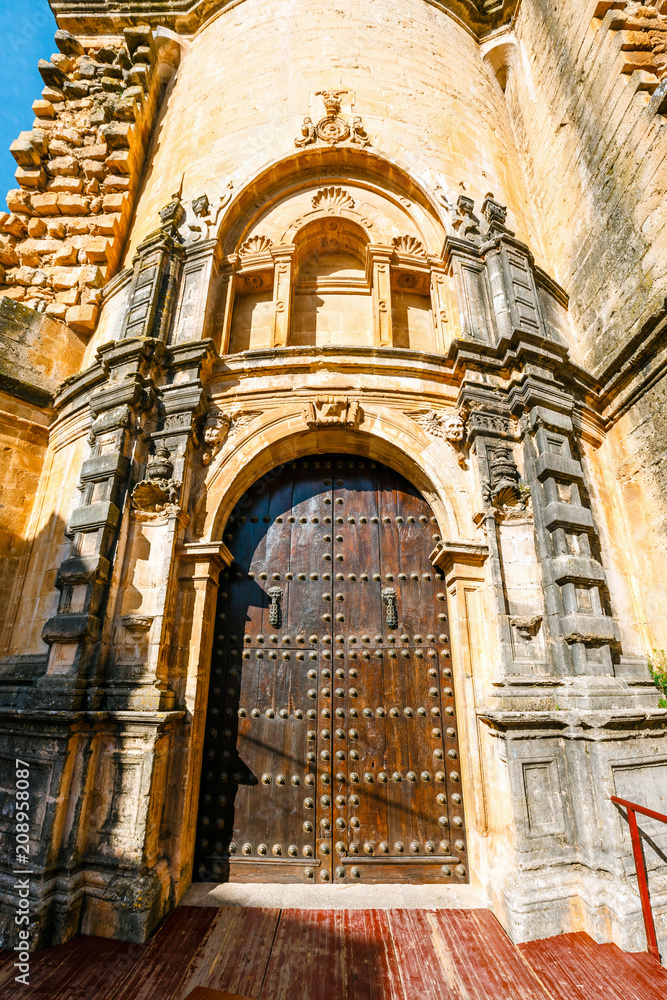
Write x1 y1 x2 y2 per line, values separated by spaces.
0 0 59 212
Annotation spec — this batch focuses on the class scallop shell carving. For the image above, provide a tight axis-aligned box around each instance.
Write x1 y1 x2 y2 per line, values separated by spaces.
240 235 273 255
311 186 355 213
392 235 425 256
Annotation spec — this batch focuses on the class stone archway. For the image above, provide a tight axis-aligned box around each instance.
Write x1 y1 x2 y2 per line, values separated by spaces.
193 453 469 886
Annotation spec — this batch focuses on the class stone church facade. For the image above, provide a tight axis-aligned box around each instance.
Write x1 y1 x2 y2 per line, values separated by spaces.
0 0 666 955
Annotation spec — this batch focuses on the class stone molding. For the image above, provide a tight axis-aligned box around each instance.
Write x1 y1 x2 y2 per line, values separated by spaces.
176 540 233 583
430 539 489 572
49 0 520 39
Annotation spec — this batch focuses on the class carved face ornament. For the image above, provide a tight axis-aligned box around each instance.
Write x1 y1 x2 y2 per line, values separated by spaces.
441 414 465 442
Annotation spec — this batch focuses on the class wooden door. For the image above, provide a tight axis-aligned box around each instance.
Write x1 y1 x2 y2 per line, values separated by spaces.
195 456 468 885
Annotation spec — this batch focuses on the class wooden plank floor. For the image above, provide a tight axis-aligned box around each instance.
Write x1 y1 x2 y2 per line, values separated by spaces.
1 906 666 1000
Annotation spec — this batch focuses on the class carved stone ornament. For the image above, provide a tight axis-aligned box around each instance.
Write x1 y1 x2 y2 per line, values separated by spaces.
509 614 542 640
410 410 466 466
192 193 210 217
131 478 182 513
201 409 231 466
452 194 482 244
312 187 355 213
392 235 425 256
466 411 511 437
449 191 514 245
146 446 173 481
295 92 371 148
159 190 186 231
187 181 234 241
481 193 513 236
411 410 465 442
481 446 523 509
304 397 362 429
350 117 370 147
397 273 418 289
240 234 273 255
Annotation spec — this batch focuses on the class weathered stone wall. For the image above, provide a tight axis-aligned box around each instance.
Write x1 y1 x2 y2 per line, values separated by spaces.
604 367 667 652
0 25 174 332
505 0 667 374
505 0 667 651
0 395 50 648
0 297 89 658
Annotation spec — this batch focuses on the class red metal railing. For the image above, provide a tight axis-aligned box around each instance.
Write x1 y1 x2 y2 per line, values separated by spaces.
611 795 667 962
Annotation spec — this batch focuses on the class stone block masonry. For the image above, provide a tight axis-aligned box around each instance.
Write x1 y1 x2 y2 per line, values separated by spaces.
0 25 175 333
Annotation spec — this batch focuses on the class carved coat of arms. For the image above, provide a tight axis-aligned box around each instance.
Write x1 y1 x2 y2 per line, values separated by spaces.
295 92 370 148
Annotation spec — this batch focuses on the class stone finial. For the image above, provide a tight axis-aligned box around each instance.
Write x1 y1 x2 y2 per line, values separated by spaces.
147 447 173 481
481 193 511 235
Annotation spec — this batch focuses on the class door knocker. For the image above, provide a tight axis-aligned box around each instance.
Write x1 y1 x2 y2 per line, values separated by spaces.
381 587 398 629
268 586 283 628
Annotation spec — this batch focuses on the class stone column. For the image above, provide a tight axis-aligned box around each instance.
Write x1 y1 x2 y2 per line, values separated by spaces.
40 337 160 710
120 198 186 342
442 234 495 344
170 239 219 346
510 378 625 688
367 244 394 347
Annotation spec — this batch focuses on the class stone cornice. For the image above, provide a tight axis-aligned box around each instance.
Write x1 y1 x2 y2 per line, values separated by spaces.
478 708 667 737
49 0 518 40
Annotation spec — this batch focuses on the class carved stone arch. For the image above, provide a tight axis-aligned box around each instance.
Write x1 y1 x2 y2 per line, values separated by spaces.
214 145 455 257
179 416 489 895
190 409 467 546
282 197 374 248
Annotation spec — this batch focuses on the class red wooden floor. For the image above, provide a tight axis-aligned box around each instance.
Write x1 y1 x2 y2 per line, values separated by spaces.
0 906 665 999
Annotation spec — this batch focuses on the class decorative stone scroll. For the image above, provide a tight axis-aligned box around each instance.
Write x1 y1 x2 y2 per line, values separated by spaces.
303 396 362 429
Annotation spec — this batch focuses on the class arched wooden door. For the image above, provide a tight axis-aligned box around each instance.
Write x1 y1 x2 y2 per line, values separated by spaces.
195 455 468 884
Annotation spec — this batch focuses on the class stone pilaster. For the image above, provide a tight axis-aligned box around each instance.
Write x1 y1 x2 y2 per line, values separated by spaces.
270 244 294 348
39 337 160 710
368 244 394 347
